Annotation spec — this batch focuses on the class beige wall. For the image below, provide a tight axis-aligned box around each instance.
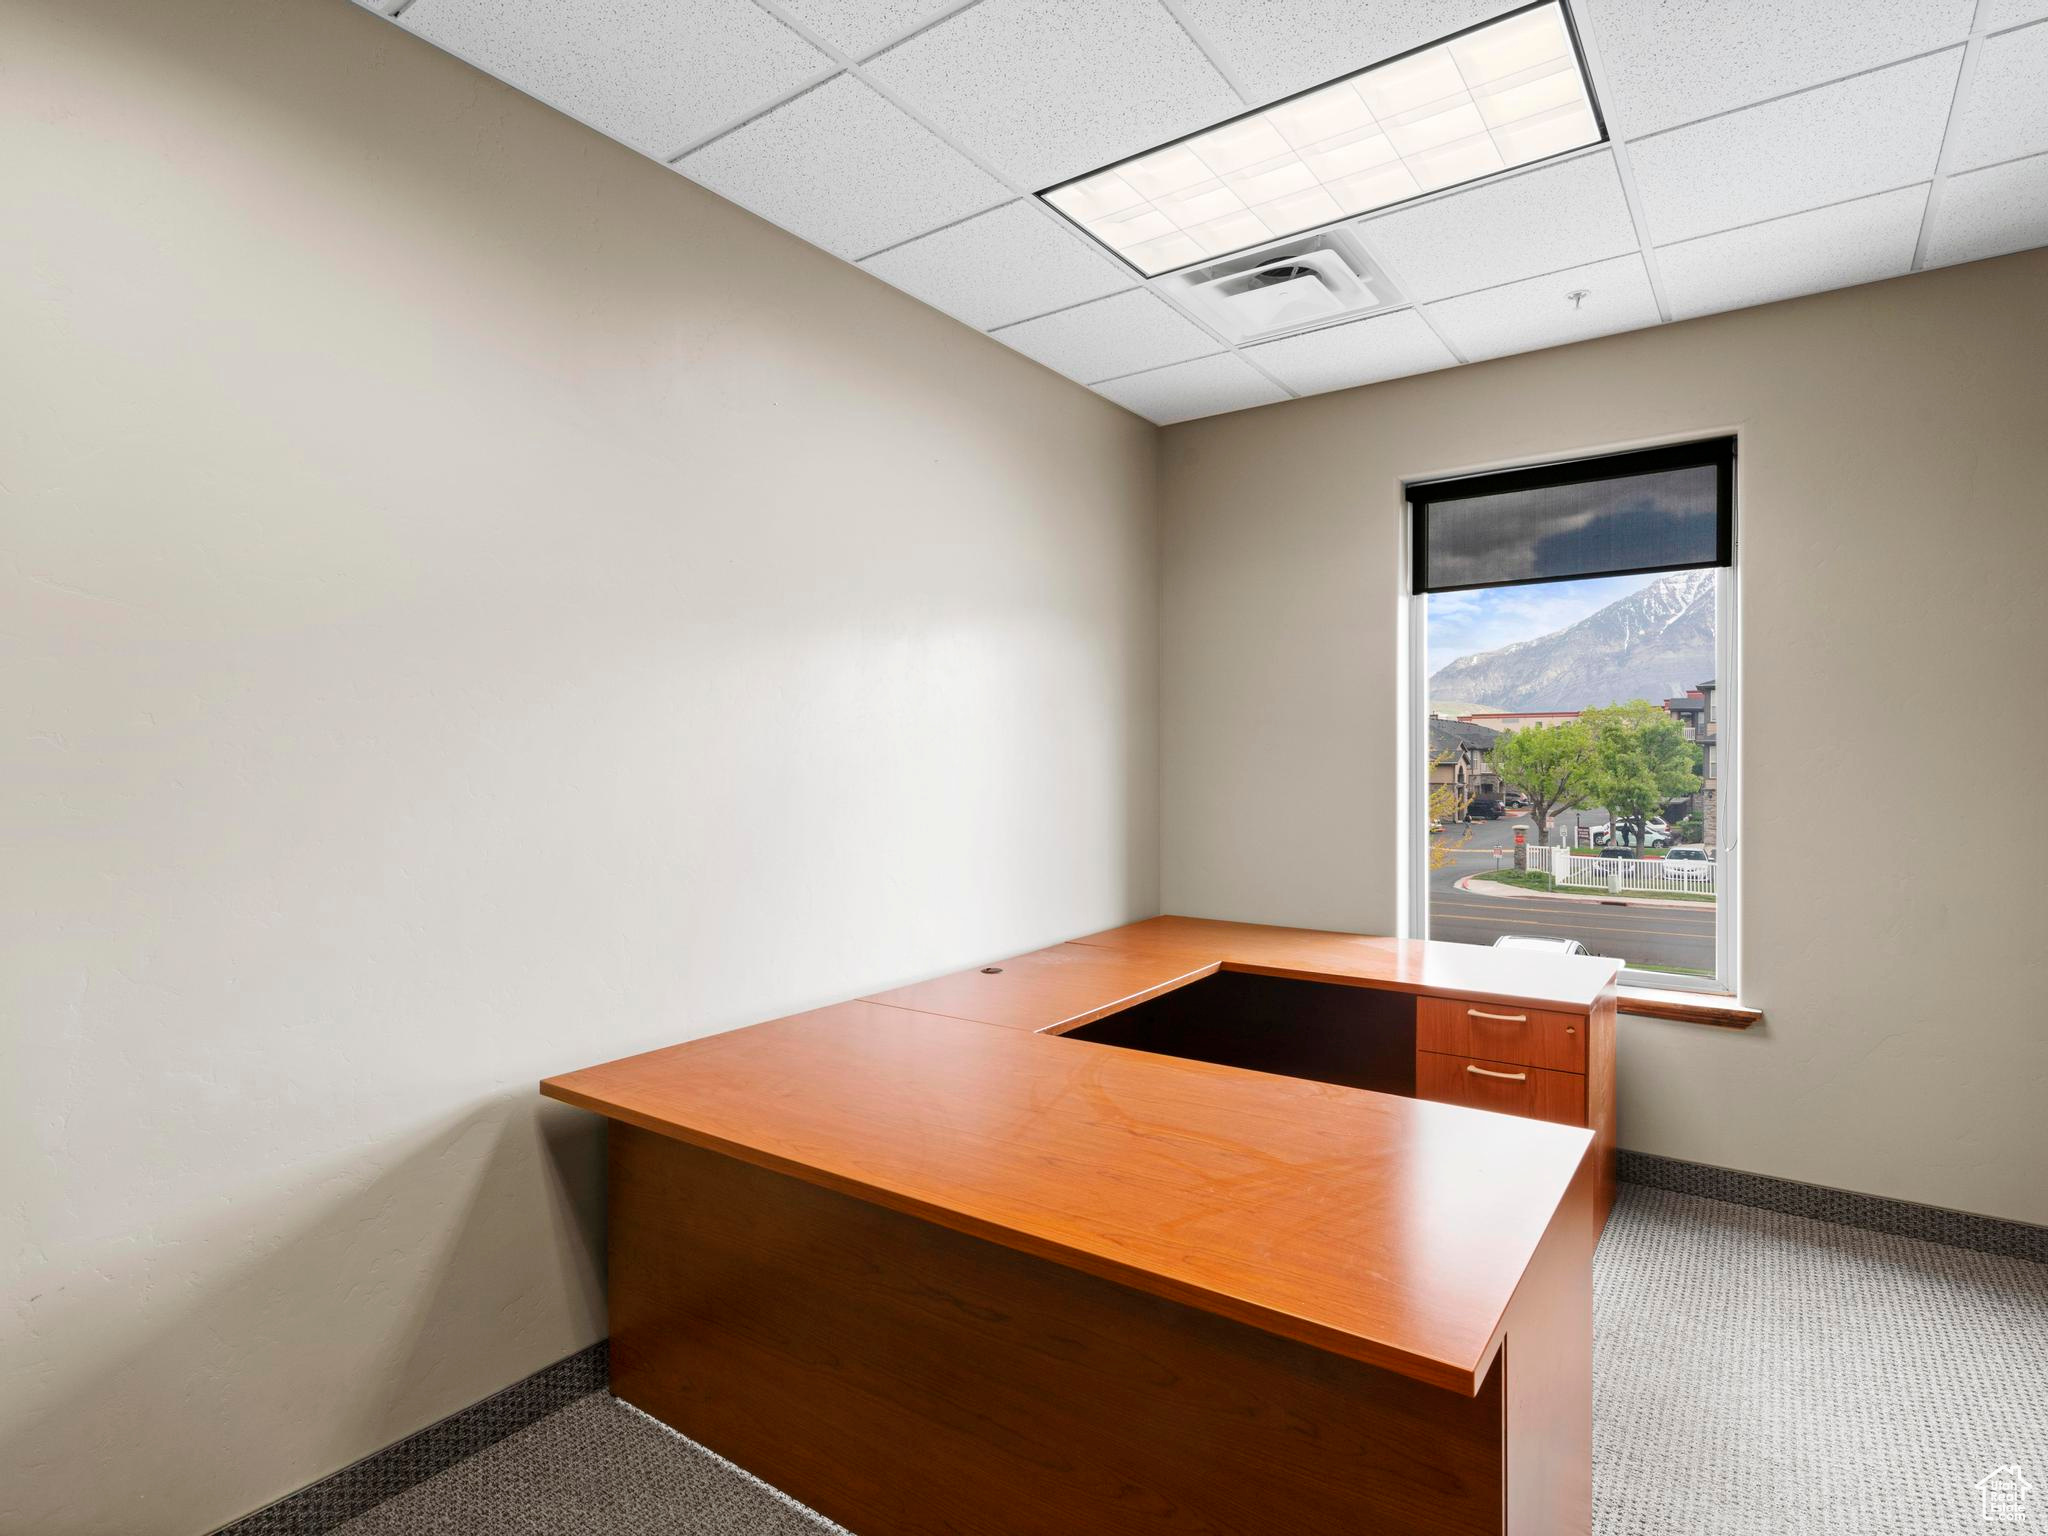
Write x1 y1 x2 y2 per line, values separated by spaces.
10 0 2047 1526
1162 249 2048 1229
0 2 1158 1531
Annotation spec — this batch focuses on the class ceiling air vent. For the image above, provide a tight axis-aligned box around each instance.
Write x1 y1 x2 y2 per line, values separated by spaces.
1158 226 1397 344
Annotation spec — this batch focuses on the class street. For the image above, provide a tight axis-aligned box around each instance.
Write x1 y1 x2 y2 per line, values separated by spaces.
1428 810 1716 976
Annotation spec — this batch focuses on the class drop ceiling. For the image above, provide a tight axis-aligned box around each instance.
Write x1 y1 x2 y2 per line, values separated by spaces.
355 0 2048 424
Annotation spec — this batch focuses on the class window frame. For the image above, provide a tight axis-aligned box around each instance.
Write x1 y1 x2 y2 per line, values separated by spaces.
1402 438 1740 996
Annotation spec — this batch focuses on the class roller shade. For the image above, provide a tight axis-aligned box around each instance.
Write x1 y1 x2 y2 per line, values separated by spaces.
1410 438 1734 594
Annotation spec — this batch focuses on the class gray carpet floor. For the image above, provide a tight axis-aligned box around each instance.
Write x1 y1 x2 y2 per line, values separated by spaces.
335 1185 2048 1535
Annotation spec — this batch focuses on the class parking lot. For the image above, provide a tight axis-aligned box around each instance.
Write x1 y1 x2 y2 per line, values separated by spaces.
1428 810 1716 976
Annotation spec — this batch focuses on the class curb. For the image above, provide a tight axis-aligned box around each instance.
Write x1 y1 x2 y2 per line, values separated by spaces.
1452 873 1715 911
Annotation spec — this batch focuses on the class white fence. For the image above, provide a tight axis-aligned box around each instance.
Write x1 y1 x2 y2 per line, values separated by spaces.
1538 843 1716 897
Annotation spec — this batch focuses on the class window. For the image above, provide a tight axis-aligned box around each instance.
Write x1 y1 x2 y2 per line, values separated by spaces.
1408 440 1736 992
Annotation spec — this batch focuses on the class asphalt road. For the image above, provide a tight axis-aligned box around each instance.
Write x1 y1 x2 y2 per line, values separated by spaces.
1427 811 1717 976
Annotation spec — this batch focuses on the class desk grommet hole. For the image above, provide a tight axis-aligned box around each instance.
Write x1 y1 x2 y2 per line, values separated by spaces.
981 966 1003 974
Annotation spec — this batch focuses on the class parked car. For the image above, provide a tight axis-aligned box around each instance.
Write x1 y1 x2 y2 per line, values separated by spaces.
1592 819 1670 848
1664 844 1716 882
1504 791 1531 808
1493 934 1590 956
1467 796 1504 820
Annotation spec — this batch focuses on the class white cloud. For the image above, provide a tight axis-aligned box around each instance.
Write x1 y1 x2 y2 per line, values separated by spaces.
1427 574 1658 677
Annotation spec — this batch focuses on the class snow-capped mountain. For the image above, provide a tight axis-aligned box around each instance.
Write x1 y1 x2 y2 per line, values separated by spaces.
1428 569 1716 711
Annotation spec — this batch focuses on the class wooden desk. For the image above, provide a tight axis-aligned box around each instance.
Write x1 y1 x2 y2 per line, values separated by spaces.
543 917 1621 1535
879 916 1620 1220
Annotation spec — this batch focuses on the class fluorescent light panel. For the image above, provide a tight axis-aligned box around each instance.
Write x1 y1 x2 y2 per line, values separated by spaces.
1042 2 1602 276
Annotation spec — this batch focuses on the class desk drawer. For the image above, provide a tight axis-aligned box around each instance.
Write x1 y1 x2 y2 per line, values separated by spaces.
1415 996 1586 1073
1416 1050 1587 1127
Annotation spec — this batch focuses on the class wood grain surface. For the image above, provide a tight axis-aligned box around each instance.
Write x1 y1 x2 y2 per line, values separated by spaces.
1501 1144 1597 1534
1417 995 1588 1073
863 941 1217 1031
546 996 1592 1393
1617 986 1762 1028
1070 915 1620 1012
612 1127 1512 1536
1416 1050 1589 1126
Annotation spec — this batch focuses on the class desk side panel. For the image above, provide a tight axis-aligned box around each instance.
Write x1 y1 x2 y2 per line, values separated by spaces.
612 1126 1505 1536
1499 1145 1597 1536
1587 992 1617 1225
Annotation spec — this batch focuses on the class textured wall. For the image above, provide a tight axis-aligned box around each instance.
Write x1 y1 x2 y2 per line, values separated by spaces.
0 2 1159 1531
1159 247 2048 1229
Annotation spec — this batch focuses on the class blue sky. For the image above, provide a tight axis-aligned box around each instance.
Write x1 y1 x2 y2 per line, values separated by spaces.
1426 572 1660 679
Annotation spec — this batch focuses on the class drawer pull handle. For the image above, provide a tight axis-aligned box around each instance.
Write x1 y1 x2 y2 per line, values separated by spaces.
1466 1065 1528 1082
1468 1009 1528 1024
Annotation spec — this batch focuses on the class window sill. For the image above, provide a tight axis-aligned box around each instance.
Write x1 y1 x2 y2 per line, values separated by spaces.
1618 986 1762 1029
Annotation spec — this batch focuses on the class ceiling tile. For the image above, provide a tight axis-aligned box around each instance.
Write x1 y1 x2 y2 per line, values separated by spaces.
860 201 1135 330
1093 354 1290 424
1426 254 1660 360
1171 0 1508 107
1627 50 1961 245
1924 152 2048 268
1979 0 2048 29
677 75 1008 259
1944 20 2048 172
400 0 829 159
989 289 1222 384
1244 309 1456 397
864 0 1243 189
1576 0 1973 139
1357 151 1638 302
1655 186 1927 321
775 0 965 59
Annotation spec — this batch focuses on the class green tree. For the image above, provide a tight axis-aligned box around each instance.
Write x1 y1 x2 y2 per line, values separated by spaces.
1582 701 1700 848
1488 720 1597 846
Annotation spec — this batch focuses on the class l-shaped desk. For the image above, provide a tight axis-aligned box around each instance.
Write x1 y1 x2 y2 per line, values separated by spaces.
543 916 1623 1535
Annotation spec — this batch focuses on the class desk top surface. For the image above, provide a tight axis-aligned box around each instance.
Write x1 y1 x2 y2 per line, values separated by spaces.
1072 914 1620 1012
542 916 1615 1394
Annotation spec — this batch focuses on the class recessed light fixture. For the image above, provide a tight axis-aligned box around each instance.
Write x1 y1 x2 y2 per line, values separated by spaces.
1039 1 1604 277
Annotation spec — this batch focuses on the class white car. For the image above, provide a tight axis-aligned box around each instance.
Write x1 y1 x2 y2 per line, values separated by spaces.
1663 845 1716 882
1591 820 1670 848
1493 934 1591 956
